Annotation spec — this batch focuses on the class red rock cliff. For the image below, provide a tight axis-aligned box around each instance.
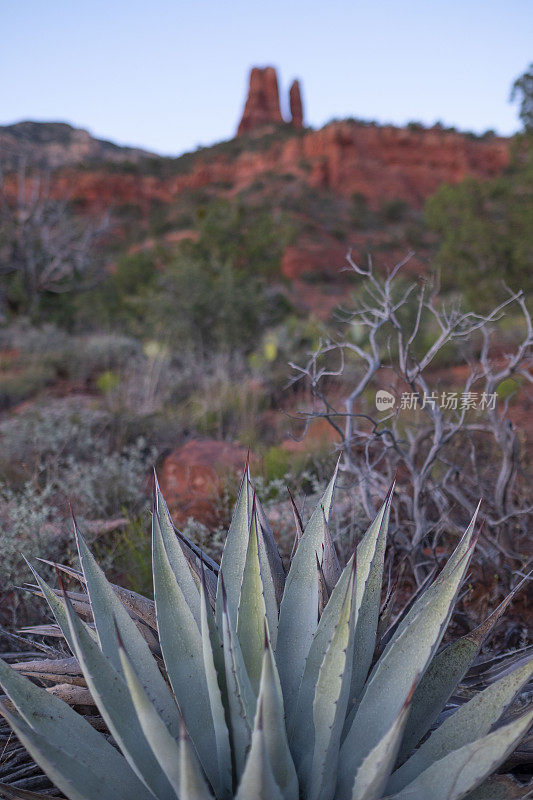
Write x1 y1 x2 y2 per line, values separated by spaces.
171 121 508 209
237 67 283 135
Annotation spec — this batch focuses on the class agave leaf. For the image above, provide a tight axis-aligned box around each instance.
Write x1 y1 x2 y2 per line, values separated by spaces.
398 636 480 763
185 543 219 609
290 547 354 756
255 491 286 606
0 702 149 800
25 563 96 654
199 567 233 799
220 580 255 779
276 463 339 710
349 482 394 703
375 567 398 647
257 636 298 800
321 507 341 594
287 486 304 562
317 552 330 617
384 503 479 656
0 658 148 800
292 491 391 746
74 522 181 736
387 708 533 800
154 479 202 627
237 504 269 692
152 504 221 791
31 583 160 653
307 565 357 800
216 468 250 632
34 587 92 618
349 687 413 800
377 567 436 654
255 499 280 649
106 584 157 630
235 702 284 800
203 567 228 704
118 642 181 798
36 558 83 580
179 720 214 800
152 482 220 575
36 558 157 629
62 587 176 798
387 656 533 793
337 537 475 800
397 573 530 764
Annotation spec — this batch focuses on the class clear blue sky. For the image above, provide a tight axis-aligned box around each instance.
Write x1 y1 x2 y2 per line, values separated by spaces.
2 0 531 156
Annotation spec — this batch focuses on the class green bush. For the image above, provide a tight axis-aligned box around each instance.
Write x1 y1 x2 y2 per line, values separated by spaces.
425 135 533 308
379 197 408 223
350 192 374 229
143 254 290 353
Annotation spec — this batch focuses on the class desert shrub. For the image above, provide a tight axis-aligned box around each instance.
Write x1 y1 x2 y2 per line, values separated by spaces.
0 320 69 354
96 370 121 394
350 192 374 228
143 254 290 353
60 436 154 519
189 198 292 277
0 363 55 409
91 513 153 596
0 399 154 513
0 322 142 388
184 364 268 443
0 482 60 586
86 197 294 349
0 400 107 481
379 197 408 223
263 446 296 481
62 333 142 382
110 251 159 296
248 316 331 392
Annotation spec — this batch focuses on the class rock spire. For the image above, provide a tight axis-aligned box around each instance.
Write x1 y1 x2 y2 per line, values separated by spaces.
237 66 304 135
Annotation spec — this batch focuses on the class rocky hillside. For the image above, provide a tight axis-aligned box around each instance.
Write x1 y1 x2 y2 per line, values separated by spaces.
0 120 153 170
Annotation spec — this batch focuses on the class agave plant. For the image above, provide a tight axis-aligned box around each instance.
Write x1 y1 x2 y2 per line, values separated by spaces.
0 465 531 800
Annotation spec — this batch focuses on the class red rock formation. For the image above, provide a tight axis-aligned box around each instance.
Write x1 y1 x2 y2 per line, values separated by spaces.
237 67 283 136
157 439 254 527
4 120 510 307
5 121 509 218
289 80 304 128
